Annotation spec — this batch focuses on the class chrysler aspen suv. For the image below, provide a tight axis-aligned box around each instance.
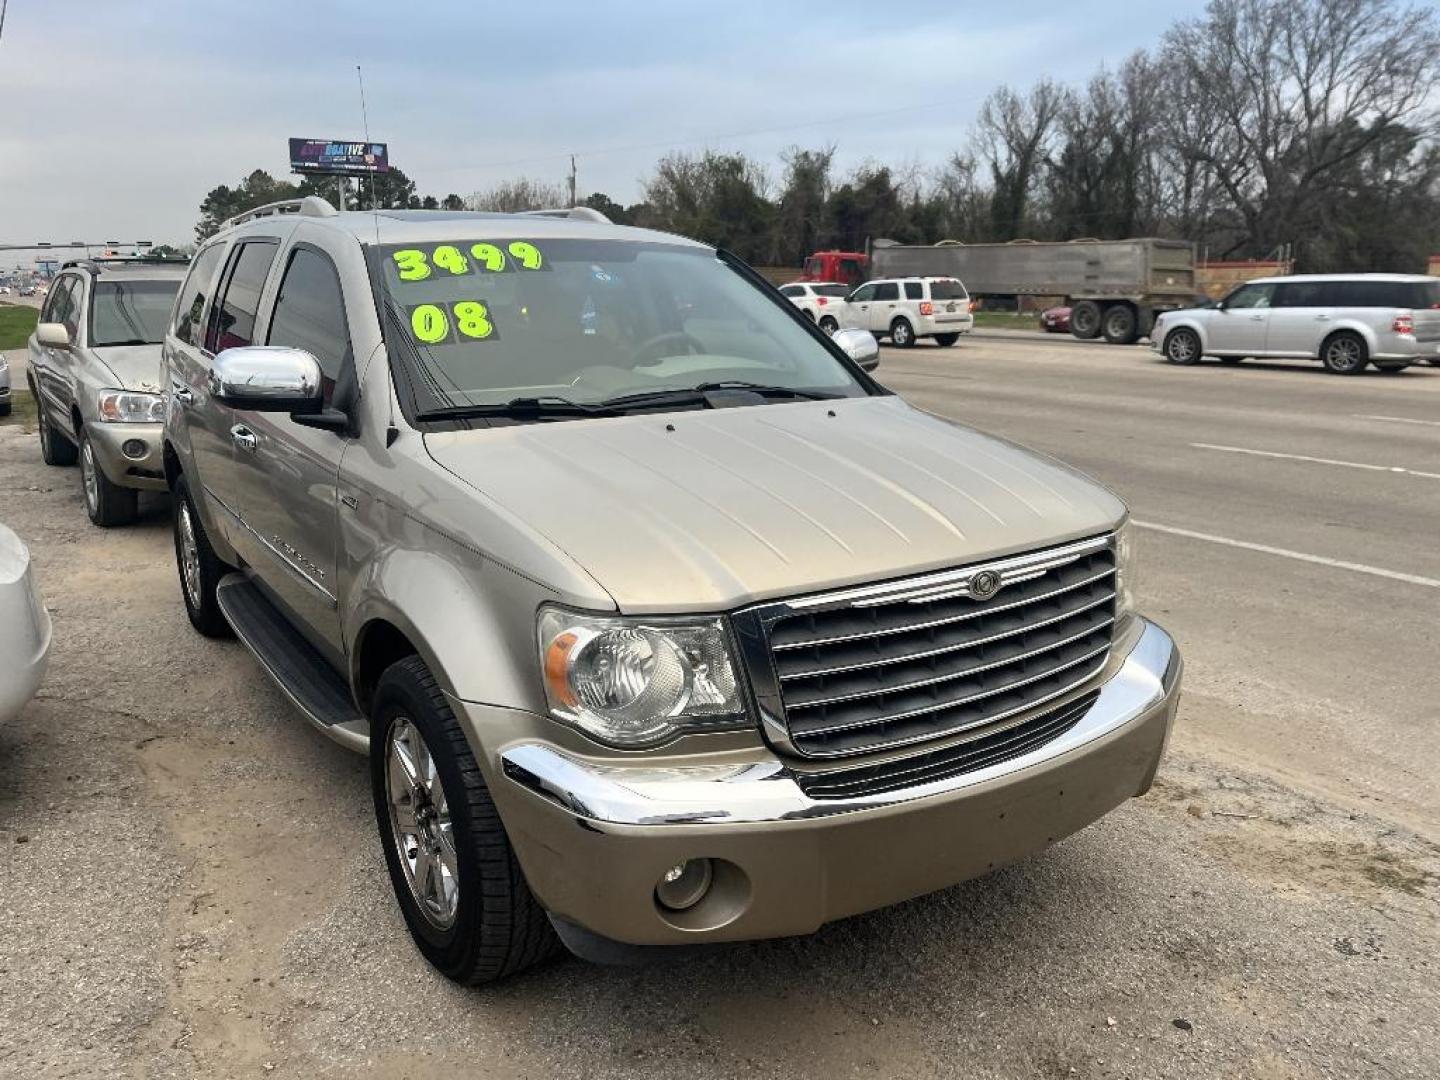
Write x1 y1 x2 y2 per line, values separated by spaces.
162 196 1181 984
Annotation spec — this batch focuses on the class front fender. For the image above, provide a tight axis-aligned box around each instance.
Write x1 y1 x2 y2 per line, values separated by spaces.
345 545 555 714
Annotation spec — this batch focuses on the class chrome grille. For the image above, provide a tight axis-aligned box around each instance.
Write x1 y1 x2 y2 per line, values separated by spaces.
734 534 1118 759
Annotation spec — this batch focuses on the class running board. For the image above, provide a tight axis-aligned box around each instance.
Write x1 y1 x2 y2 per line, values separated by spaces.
216 573 369 753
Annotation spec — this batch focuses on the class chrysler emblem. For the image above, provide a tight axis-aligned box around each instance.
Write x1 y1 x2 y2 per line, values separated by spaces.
968 570 1002 601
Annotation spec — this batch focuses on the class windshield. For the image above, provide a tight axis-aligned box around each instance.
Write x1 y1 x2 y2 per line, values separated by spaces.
812 284 850 298
929 279 968 300
374 237 867 415
90 279 181 346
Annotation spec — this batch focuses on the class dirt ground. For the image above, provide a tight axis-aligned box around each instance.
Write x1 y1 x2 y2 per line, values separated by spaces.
1 348 1438 1078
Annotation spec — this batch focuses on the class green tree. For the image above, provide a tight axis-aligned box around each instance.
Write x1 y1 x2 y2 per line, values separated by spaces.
827 166 909 250
195 169 299 241
773 146 834 265
583 191 630 224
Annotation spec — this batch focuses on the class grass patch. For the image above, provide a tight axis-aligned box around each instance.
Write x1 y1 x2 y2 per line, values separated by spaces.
971 310 1042 330
1 385 38 431
0 303 39 349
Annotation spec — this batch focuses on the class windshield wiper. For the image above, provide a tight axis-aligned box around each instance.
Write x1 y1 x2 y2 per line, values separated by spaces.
414 396 620 422
600 382 838 410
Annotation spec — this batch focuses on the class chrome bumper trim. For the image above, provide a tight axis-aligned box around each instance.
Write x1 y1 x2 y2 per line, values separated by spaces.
501 618 1180 826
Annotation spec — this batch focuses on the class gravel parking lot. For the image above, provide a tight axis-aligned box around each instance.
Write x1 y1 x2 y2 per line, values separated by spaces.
1 336 1437 1079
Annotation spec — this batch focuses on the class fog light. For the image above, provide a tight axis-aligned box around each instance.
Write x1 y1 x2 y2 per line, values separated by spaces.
122 439 147 459
655 858 713 911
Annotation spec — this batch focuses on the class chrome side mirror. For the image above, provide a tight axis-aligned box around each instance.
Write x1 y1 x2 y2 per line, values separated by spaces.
832 327 881 372
36 322 71 348
209 346 322 412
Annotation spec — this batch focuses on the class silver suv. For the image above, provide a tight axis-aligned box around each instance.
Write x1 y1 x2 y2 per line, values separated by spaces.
162 196 1181 984
28 257 188 524
1153 274 1440 374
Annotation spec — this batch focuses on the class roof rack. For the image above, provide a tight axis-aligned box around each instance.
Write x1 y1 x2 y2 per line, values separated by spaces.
60 254 191 273
219 195 338 233
518 206 610 224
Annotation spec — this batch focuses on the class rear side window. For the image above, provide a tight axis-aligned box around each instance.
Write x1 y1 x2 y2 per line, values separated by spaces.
779 285 803 298
929 279 969 301
812 284 849 298
1326 280 1427 308
206 241 279 352
874 282 899 301
1275 281 1328 308
266 247 351 403
173 243 226 348
904 282 923 300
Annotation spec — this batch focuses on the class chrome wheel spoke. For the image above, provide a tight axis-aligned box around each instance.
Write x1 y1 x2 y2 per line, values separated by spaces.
385 715 459 929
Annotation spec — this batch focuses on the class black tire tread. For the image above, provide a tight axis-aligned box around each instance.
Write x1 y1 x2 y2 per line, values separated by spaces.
375 655 560 984
36 390 78 467
82 431 139 527
172 473 234 638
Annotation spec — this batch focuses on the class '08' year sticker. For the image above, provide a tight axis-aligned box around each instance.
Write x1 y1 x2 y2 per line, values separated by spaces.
406 301 497 346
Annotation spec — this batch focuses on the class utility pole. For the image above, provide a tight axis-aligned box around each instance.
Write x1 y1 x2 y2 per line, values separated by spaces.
568 155 577 208
336 175 346 212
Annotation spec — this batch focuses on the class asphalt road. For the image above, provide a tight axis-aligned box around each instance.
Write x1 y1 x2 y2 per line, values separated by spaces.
1 337 1437 1079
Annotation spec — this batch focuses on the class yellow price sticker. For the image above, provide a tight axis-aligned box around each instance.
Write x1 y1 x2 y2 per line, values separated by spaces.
409 304 450 344
391 248 431 281
507 241 544 270
470 243 507 272
405 301 497 346
432 245 470 276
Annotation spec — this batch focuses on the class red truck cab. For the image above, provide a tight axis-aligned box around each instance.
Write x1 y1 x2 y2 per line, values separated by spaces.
801 251 869 288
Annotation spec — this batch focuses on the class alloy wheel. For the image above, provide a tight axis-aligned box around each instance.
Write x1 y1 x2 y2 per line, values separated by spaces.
1166 331 1198 363
80 439 98 514
1325 337 1363 372
386 717 459 930
178 502 204 611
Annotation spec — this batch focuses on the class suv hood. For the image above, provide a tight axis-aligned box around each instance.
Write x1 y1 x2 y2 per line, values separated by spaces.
424 396 1125 613
91 344 164 393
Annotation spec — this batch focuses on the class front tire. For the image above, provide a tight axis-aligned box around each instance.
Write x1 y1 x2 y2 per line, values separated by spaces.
818 316 838 335
80 430 138 527
933 332 960 347
1321 331 1368 375
1164 327 1202 365
890 318 915 347
372 656 560 985
172 474 234 638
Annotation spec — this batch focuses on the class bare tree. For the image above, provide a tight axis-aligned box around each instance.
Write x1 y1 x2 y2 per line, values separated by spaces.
975 80 1065 239
1162 0 1440 259
465 178 567 213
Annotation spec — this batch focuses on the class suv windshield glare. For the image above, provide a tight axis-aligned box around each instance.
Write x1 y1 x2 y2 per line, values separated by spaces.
91 279 181 346
374 238 868 417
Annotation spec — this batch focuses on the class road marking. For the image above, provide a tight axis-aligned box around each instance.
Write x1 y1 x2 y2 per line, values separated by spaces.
1354 414 1440 429
1132 521 1440 589
1189 442 1440 481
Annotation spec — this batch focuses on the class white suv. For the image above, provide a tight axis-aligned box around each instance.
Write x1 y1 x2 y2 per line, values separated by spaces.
777 281 851 334
843 277 974 347
1153 274 1440 375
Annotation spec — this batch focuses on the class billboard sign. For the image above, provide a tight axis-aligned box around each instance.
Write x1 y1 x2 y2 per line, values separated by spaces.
288 138 389 176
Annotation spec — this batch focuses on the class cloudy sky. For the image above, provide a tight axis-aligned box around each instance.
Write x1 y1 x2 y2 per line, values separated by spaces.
0 0 1209 257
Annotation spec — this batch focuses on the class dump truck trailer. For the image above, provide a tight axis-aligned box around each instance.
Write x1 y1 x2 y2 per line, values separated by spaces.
864 237 1198 343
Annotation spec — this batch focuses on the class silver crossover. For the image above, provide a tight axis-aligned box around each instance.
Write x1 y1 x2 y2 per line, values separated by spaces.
162 196 1181 984
28 257 188 524
1153 274 1440 374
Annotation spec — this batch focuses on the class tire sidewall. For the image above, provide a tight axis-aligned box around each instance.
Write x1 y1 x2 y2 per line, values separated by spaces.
1165 328 1201 364
370 670 483 971
1322 332 1368 375
818 316 838 335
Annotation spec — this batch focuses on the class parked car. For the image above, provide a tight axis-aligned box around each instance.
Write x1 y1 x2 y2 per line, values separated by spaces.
163 195 1180 985
777 281 850 334
0 284 11 296
28 256 188 525
0 523 51 730
1040 305 1071 333
0 353 11 417
18 285 36 298
1152 274 1440 374
842 276 975 346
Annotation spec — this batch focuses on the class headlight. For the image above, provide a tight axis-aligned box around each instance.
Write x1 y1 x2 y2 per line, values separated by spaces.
1114 520 1136 616
97 389 165 423
537 607 746 747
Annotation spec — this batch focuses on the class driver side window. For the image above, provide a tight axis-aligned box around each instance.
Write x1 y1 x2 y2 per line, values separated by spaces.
1225 284 1274 310
850 284 877 303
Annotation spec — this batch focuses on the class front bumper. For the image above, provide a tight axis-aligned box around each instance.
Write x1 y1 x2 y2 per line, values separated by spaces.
83 420 166 491
487 618 1181 948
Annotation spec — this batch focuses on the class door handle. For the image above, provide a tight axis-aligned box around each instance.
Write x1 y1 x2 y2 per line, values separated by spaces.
1315 314 1331 321
1249 314 1265 321
230 424 257 453
171 381 194 406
